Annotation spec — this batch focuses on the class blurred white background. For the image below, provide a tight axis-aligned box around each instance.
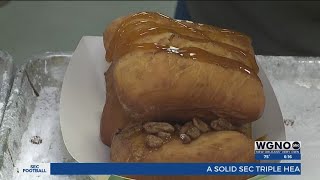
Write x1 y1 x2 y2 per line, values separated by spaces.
0 1 177 65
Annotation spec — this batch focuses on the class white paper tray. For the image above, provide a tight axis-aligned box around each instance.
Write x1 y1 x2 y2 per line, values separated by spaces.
60 37 285 165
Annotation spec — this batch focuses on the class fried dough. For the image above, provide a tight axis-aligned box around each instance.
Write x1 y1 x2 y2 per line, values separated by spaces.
100 12 263 179
100 66 131 146
113 48 264 124
111 126 255 180
101 11 264 146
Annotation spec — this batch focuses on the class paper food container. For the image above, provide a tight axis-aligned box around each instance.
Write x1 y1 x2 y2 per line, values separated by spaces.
60 36 286 179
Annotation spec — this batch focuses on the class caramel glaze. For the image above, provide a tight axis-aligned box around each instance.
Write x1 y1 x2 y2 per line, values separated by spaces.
108 12 253 56
110 20 258 72
117 43 258 80
107 12 259 77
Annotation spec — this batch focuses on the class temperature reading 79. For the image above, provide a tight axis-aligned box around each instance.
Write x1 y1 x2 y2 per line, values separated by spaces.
264 155 270 159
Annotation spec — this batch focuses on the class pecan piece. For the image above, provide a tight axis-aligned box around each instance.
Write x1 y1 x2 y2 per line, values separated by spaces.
186 126 201 139
143 122 175 134
193 118 210 133
157 131 171 140
210 118 235 131
180 121 194 134
180 134 191 144
146 135 163 148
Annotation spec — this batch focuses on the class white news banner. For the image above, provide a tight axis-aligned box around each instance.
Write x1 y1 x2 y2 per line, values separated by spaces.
14 163 50 177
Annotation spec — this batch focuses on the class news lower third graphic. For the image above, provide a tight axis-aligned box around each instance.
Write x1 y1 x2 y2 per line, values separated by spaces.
255 141 301 160
14 163 301 176
13 141 301 177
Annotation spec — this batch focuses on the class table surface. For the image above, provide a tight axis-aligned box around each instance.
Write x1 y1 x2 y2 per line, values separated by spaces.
256 56 320 179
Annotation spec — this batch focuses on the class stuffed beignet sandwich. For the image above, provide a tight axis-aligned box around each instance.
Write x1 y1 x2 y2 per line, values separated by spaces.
100 12 265 180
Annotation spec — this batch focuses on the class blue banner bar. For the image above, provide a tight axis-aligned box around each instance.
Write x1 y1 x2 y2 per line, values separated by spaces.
255 154 301 160
50 163 301 175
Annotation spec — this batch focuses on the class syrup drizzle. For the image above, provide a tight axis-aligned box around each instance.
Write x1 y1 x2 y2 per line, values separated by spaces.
107 12 259 75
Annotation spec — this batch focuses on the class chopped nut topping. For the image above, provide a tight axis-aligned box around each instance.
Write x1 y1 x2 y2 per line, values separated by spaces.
192 118 210 133
143 122 175 134
186 126 201 139
210 118 235 131
180 121 194 134
146 135 164 148
142 117 244 145
180 134 191 144
157 131 171 140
